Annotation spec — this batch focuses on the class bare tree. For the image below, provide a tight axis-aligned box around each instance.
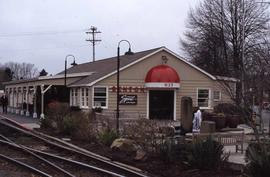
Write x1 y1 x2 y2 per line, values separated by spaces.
1 62 39 80
181 0 270 104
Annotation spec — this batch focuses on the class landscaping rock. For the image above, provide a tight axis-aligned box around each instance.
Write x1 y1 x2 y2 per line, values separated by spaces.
134 149 147 161
110 138 138 153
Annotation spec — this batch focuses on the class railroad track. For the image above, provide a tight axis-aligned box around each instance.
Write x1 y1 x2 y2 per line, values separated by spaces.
0 115 150 177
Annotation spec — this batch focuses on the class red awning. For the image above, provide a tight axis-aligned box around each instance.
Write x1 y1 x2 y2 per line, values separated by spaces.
145 65 180 88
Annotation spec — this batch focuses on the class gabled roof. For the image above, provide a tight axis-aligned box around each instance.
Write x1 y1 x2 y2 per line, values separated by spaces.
66 47 165 87
3 46 222 87
67 46 217 87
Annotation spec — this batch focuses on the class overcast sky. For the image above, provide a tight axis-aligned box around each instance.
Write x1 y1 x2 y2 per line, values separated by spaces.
0 0 200 74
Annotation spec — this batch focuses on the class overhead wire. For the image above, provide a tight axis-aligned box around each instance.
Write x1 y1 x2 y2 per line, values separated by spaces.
0 29 87 38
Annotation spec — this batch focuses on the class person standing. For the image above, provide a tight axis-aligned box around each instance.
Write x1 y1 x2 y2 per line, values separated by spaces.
1 94 8 114
192 107 202 133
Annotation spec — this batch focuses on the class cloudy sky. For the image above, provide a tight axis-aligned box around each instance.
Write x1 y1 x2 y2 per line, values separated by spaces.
0 0 200 74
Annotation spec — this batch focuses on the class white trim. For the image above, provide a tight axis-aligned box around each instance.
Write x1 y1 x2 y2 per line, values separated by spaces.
70 47 217 87
80 87 89 109
174 90 176 121
213 90 222 101
86 47 216 86
147 89 176 120
39 72 94 80
69 89 72 106
163 48 217 80
196 88 212 109
146 90 149 119
145 82 180 88
92 86 108 109
87 48 164 87
78 88 81 107
216 76 239 82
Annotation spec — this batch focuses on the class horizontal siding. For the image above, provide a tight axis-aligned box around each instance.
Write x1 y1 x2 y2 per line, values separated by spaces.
91 51 234 120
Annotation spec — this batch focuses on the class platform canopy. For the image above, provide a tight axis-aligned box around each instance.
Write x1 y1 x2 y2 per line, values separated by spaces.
145 65 180 88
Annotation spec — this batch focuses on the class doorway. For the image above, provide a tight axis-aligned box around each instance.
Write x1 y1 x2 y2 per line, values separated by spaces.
149 90 174 120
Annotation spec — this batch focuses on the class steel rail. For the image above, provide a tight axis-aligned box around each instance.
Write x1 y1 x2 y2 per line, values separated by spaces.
0 138 125 177
35 131 148 177
0 118 149 177
0 133 75 177
0 153 52 177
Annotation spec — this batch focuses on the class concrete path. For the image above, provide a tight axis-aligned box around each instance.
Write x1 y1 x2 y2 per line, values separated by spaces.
0 113 40 130
223 124 255 166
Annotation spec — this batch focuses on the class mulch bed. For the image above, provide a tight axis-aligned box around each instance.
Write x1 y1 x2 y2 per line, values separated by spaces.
70 139 242 177
37 128 242 177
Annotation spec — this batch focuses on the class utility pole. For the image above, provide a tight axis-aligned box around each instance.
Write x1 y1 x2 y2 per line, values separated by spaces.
86 26 101 62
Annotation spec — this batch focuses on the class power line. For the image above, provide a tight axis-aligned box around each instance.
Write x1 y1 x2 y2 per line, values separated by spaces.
0 29 86 38
0 44 89 52
86 26 101 62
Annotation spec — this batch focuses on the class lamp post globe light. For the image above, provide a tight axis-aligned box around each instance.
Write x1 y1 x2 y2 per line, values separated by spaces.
64 54 77 86
116 40 133 135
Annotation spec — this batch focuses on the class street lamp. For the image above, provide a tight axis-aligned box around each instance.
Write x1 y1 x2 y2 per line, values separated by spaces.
116 40 134 135
64 54 77 86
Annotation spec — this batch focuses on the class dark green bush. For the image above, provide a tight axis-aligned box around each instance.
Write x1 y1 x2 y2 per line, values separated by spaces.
159 137 187 163
40 117 53 129
187 136 228 170
62 115 77 135
98 129 118 146
92 107 103 113
214 103 243 115
245 141 270 177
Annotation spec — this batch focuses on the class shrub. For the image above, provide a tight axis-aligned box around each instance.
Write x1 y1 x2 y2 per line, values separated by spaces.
98 129 118 146
61 115 77 135
214 103 243 116
245 141 270 177
43 104 98 141
44 101 70 131
122 118 161 152
158 137 187 163
69 111 98 141
187 136 228 170
92 107 103 113
214 103 247 125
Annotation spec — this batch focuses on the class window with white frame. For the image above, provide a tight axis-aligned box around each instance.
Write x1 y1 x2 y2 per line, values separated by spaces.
70 88 79 106
81 88 89 108
213 91 221 101
70 89 74 106
93 87 107 108
81 88 85 106
197 89 210 108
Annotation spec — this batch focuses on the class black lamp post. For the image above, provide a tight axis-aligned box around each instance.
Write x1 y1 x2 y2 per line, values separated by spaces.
64 54 77 86
116 40 133 135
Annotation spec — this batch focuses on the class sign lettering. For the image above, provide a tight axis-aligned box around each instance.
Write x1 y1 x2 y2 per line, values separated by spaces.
109 86 145 93
119 95 137 105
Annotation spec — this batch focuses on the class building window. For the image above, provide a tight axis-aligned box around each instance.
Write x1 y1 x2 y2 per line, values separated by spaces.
86 88 89 107
71 88 79 106
93 87 107 108
197 89 210 108
213 91 221 101
81 88 89 108
81 88 85 106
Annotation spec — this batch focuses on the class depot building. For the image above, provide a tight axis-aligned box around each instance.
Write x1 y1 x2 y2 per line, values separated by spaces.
4 47 237 121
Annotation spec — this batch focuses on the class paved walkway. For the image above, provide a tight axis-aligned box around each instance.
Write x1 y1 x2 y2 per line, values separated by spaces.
0 112 40 130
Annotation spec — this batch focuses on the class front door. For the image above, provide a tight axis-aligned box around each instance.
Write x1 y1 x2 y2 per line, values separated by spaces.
149 90 174 120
